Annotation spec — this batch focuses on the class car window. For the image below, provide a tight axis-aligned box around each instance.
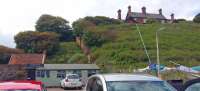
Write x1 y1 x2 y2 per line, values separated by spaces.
106 81 177 91
68 75 79 79
185 83 200 91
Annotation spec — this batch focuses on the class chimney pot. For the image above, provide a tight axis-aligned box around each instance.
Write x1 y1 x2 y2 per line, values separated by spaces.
142 6 146 14
128 5 131 13
159 9 162 15
171 13 175 21
117 9 122 20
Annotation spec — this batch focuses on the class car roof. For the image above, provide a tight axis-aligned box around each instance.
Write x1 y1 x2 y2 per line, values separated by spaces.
0 80 42 90
94 73 162 81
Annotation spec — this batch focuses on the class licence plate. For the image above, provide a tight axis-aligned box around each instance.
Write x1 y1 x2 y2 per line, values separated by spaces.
71 83 77 85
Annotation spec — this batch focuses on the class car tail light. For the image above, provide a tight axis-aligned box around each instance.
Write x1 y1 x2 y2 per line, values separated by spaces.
65 79 68 82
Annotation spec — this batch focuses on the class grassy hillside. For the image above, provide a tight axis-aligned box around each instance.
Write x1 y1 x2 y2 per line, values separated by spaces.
46 42 88 64
84 23 200 72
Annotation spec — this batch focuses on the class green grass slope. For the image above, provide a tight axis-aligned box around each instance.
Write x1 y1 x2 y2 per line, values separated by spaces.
46 42 88 64
87 23 200 72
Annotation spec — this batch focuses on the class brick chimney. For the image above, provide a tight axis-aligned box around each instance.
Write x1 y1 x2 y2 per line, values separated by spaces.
117 9 122 20
142 6 146 14
127 5 132 17
128 5 131 13
171 13 175 21
159 9 162 15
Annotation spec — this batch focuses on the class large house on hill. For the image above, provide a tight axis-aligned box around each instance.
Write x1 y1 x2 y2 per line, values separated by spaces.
117 6 175 24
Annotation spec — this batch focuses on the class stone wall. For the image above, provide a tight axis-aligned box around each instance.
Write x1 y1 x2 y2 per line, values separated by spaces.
0 65 27 80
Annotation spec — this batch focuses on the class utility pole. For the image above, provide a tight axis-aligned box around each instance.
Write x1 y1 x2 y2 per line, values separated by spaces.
156 31 161 78
156 27 165 78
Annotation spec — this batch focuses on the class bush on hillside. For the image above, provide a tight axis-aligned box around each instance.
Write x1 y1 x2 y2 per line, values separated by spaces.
46 42 88 64
146 18 159 24
83 31 105 47
68 53 88 63
72 19 94 37
84 16 122 25
176 19 187 22
193 13 200 23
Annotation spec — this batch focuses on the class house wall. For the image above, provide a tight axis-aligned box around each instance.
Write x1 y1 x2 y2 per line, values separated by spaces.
36 69 99 87
136 18 145 24
0 65 27 80
126 18 145 24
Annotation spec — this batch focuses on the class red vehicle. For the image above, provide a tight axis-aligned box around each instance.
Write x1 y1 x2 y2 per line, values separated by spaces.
0 80 46 91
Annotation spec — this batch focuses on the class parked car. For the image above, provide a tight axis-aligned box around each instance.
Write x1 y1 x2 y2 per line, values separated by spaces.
0 80 46 91
183 77 200 91
86 73 177 91
60 74 83 89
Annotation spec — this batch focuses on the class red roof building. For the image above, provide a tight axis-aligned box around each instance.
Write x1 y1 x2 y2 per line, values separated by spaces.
9 54 45 64
117 6 175 24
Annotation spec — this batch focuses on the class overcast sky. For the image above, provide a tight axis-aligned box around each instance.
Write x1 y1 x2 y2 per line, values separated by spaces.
0 0 200 48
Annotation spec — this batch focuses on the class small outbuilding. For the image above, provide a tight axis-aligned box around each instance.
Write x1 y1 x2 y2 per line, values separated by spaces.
9 53 45 80
35 64 100 87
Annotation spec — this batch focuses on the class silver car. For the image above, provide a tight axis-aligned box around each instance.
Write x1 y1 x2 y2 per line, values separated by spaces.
60 74 83 89
86 74 177 91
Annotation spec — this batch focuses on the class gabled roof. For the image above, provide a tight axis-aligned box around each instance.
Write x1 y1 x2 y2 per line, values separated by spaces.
9 54 45 64
128 12 166 20
37 64 100 70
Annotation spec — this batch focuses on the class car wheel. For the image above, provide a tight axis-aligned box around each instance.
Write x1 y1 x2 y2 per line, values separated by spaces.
78 87 82 90
64 87 68 90
60 83 63 88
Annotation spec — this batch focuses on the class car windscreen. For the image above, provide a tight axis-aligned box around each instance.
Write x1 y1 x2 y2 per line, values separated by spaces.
106 81 177 91
68 75 79 79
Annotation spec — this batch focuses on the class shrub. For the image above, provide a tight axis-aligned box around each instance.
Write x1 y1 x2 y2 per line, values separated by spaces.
146 18 159 24
84 16 122 25
83 31 105 47
193 13 200 23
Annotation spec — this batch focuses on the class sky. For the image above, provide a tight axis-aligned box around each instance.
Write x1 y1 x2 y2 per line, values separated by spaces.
0 0 200 48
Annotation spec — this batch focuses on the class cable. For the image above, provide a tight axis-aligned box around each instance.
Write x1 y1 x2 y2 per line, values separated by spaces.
135 24 152 64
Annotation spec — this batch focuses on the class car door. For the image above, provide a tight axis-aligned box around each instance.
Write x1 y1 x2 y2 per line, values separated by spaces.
183 78 200 91
86 77 103 91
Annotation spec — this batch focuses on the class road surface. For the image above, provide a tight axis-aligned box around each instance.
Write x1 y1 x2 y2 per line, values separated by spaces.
47 88 84 91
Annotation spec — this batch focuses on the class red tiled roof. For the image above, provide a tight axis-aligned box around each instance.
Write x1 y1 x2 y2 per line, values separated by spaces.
9 54 45 64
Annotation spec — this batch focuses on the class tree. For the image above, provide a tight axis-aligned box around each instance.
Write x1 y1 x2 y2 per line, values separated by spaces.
83 31 105 47
72 19 94 37
35 14 73 41
84 16 122 25
193 13 200 23
14 31 59 55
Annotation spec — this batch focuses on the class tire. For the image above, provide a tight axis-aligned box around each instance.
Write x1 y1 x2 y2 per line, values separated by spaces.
64 87 68 90
60 83 63 89
78 87 82 90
